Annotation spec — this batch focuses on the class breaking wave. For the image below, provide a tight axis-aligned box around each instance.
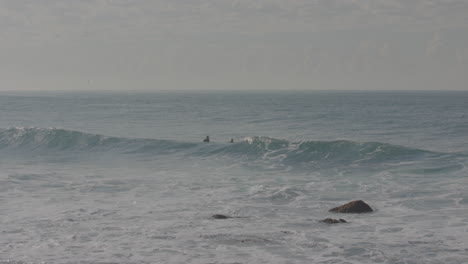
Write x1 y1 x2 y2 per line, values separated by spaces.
0 127 450 167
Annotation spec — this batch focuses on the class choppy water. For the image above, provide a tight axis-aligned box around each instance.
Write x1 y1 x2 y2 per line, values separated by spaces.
1 91 467 264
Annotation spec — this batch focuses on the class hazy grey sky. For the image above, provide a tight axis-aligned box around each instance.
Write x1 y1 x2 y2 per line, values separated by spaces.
1 0 468 91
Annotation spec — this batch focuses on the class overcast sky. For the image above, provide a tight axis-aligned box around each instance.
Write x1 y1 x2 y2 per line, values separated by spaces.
1 0 468 91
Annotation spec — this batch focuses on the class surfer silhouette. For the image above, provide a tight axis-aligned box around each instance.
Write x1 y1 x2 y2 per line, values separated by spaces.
230 138 234 143
203 136 210 142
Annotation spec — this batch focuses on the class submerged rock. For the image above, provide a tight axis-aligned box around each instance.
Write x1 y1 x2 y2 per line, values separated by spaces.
319 218 348 224
212 214 230 219
329 200 373 213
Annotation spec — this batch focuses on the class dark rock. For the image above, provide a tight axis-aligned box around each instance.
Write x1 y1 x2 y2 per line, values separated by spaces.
212 214 230 219
319 218 348 224
329 200 373 213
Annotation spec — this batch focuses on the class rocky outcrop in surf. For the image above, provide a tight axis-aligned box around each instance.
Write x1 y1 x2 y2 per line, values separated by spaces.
212 214 231 219
319 218 348 224
211 214 249 220
329 200 373 213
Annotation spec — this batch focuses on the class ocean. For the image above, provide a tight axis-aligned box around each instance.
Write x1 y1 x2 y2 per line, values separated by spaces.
1 91 467 263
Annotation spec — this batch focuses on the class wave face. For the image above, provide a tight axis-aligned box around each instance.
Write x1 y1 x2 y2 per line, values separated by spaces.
212 136 438 169
0 127 204 158
0 127 121 150
0 127 444 167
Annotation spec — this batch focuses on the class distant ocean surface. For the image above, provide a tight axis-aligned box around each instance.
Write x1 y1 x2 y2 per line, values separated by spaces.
1 91 467 264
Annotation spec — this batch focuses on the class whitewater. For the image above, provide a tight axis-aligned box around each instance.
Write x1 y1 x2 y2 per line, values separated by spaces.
1 91 467 264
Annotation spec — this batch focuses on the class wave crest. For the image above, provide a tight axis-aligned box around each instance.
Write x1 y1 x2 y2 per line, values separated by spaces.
214 136 432 164
0 128 439 166
0 127 118 150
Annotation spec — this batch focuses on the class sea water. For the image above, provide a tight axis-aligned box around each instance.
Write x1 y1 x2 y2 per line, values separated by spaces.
0 91 467 264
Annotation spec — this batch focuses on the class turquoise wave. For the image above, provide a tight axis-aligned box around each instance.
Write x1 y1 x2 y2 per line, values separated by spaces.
0 127 448 166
